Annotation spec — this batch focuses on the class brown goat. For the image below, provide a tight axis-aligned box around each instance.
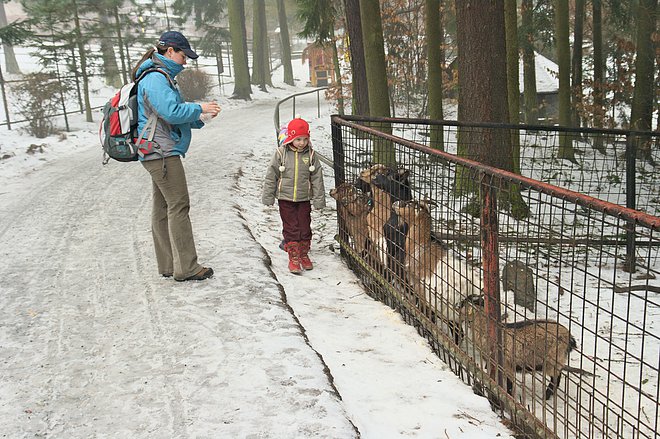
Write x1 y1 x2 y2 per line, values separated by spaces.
393 199 482 337
459 295 577 400
359 164 393 267
330 183 371 256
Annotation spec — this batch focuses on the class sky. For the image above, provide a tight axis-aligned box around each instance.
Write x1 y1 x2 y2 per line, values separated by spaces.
0 46 517 438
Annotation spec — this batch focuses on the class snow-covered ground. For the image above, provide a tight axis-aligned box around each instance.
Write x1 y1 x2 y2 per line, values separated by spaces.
0 47 515 437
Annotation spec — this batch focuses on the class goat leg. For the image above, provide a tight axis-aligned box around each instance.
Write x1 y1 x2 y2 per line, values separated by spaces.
545 374 561 400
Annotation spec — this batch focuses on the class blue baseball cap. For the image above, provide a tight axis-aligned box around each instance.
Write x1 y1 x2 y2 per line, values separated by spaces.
157 31 199 59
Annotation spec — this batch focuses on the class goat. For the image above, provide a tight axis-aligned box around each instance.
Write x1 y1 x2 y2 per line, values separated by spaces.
329 183 371 256
359 164 412 282
459 295 577 400
392 199 481 341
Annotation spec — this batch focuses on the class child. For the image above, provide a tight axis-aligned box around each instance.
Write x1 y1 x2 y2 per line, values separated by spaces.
262 118 326 274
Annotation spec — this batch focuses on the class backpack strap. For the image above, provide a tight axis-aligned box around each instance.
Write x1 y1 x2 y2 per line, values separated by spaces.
135 67 175 88
134 67 174 160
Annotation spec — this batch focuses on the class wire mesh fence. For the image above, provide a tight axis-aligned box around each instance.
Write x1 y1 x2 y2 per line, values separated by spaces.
330 115 660 439
336 115 660 217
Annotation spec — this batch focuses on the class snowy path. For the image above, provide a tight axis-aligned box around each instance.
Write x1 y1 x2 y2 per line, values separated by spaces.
0 95 514 438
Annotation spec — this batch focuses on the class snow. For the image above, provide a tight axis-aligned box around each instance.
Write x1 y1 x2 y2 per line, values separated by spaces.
0 47 515 437
518 52 559 94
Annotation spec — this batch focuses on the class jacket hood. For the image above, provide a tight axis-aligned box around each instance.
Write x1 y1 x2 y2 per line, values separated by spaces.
136 53 184 79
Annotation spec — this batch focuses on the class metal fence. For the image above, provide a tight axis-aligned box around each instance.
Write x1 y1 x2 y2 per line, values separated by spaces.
337 115 660 218
330 115 660 439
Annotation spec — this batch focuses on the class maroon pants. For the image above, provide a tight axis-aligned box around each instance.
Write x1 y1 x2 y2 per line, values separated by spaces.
278 200 312 243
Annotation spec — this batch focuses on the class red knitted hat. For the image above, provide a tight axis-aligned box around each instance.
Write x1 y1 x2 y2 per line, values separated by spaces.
282 118 310 145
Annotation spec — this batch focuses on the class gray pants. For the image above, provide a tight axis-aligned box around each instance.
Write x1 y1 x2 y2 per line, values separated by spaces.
142 156 202 280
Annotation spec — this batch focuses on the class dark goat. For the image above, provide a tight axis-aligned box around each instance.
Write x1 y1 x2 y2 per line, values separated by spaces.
371 170 412 285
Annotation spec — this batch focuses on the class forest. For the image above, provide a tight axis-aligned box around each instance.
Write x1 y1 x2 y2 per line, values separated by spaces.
0 0 657 165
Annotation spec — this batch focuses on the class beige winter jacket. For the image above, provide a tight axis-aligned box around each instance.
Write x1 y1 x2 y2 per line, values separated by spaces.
262 144 326 209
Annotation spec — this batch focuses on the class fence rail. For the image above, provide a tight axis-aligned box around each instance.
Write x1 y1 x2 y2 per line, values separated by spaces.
273 87 333 167
330 115 660 439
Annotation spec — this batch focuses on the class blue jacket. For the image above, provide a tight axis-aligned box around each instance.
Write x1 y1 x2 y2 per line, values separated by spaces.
135 53 204 160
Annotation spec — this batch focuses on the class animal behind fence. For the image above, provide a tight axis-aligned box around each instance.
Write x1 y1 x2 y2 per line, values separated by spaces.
459 295 576 401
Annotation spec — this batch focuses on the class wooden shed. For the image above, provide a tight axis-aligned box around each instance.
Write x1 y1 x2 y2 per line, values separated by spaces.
301 43 335 87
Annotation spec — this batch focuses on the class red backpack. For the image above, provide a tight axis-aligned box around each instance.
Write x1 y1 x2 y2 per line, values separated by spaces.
99 68 172 164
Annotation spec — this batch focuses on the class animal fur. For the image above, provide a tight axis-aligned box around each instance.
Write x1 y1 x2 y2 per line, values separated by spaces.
359 165 412 282
393 199 481 333
459 295 577 400
330 183 371 256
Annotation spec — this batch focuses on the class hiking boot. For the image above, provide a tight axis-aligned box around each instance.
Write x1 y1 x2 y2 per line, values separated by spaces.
175 267 214 282
284 242 302 274
299 240 313 270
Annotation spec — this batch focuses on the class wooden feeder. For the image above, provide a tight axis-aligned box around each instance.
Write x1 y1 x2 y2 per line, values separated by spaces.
302 43 335 87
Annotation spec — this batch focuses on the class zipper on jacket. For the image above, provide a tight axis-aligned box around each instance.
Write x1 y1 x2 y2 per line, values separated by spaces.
293 150 299 201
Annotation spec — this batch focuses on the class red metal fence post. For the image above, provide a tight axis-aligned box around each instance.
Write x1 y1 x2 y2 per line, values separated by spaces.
480 173 503 388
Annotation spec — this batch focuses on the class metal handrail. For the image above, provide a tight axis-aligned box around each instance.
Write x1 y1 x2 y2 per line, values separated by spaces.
273 87 333 168
273 86 328 133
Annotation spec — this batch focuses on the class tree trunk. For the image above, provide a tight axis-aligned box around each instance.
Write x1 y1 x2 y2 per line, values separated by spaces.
521 0 537 124
555 0 575 161
503 0 528 218
276 0 294 86
630 0 657 132
456 0 511 168
112 6 128 84
72 0 92 123
343 0 369 116
228 0 252 99
630 0 657 162
360 0 395 166
251 0 269 90
0 2 20 75
504 0 520 163
425 0 444 151
330 28 345 115
592 0 605 152
504 0 519 127
99 12 122 88
571 0 585 129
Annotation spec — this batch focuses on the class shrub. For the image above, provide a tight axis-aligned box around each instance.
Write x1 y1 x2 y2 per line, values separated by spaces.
11 72 68 138
177 68 212 101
